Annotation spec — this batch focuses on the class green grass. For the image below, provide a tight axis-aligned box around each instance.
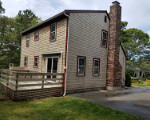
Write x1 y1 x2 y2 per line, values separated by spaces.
132 79 150 87
0 96 144 120
0 90 5 100
132 83 146 87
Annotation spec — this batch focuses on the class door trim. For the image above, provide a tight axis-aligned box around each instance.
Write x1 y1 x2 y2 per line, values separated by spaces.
46 57 59 73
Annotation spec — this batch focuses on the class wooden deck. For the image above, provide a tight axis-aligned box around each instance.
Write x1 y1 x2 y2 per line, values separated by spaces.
0 69 64 90
0 69 64 100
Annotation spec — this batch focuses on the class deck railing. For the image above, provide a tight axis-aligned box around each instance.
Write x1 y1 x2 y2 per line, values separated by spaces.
0 69 64 91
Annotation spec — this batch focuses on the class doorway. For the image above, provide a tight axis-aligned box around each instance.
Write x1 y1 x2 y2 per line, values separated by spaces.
47 57 58 78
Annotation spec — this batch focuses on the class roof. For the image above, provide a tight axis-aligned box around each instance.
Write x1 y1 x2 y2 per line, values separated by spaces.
21 10 109 35
127 67 150 72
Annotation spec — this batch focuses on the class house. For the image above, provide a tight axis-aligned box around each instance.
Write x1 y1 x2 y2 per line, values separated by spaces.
127 67 150 79
20 1 126 94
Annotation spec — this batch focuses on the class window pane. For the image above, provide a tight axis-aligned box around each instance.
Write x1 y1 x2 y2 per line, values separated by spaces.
34 57 38 67
35 58 38 62
35 31 38 40
35 62 37 67
24 57 27 66
27 34 29 46
27 40 29 46
47 58 52 72
78 57 85 75
51 32 55 40
102 40 106 46
27 35 29 39
95 60 99 67
103 32 107 39
102 31 108 47
53 58 58 73
79 58 85 66
93 59 100 75
35 36 38 40
51 24 55 32
94 68 99 74
79 67 84 75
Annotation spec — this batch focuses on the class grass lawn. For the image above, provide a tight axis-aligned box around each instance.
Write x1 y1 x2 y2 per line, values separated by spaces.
0 96 144 120
132 83 146 87
132 79 150 87
0 90 5 100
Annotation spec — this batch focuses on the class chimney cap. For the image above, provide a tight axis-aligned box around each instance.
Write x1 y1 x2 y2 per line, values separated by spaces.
112 1 120 5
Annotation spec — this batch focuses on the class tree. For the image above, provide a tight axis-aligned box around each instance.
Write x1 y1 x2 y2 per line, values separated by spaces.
15 9 42 45
0 9 41 69
15 9 42 31
121 22 150 68
0 17 20 69
0 0 5 15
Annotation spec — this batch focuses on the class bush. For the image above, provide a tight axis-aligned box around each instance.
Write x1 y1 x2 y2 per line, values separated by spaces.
125 72 131 87
146 73 150 80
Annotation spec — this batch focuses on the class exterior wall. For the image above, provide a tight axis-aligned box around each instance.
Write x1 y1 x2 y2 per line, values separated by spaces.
20 18 67 73
119 47 126 85
66 13 109 91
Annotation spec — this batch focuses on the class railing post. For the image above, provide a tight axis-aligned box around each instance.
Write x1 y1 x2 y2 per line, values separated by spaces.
7 77 9 86
0 70 2 83
42 75 44 89
7 70 10 86
16 73 18 90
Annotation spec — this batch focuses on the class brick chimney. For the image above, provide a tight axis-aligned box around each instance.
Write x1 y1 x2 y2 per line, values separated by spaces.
106 1 122 90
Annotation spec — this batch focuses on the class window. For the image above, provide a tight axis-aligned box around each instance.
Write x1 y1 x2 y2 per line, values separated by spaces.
104 16 107 23
93 58 100 76
77 56 86 76
50 23 56 41
34 30 39 41
26 34 30 47
24 56 28 67
34 56 39 68
102 30 108 48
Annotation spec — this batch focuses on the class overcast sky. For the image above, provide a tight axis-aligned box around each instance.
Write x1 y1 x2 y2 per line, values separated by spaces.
1 0 150 35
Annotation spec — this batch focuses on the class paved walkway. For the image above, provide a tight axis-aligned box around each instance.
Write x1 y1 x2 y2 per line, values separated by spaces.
70 87 150 120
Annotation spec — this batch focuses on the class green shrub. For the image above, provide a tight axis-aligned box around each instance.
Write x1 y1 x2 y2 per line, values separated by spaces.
146 73 150 80
125 72 131 87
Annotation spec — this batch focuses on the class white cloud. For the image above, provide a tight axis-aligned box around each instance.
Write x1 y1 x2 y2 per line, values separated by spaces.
1 0 150 33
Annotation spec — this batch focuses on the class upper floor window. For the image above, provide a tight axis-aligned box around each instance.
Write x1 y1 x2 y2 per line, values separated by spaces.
34 30 39 41
93 58 100 76
26 34 30 47
50 23 56 41
104 16 107 23
34 56 39 68
102 30 108 48
77 56 86 76
24 56 28 67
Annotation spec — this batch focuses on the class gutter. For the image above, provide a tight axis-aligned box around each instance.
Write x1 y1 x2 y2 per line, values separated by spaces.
63 13 69 96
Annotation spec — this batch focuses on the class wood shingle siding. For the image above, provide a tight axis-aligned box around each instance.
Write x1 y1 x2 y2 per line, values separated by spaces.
20 18 68 73
66 13 109 91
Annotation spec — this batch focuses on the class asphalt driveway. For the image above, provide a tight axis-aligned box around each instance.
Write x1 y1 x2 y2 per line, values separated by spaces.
70 87 150 120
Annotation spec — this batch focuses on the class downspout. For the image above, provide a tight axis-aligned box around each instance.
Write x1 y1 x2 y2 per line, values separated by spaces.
63 13 69 96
